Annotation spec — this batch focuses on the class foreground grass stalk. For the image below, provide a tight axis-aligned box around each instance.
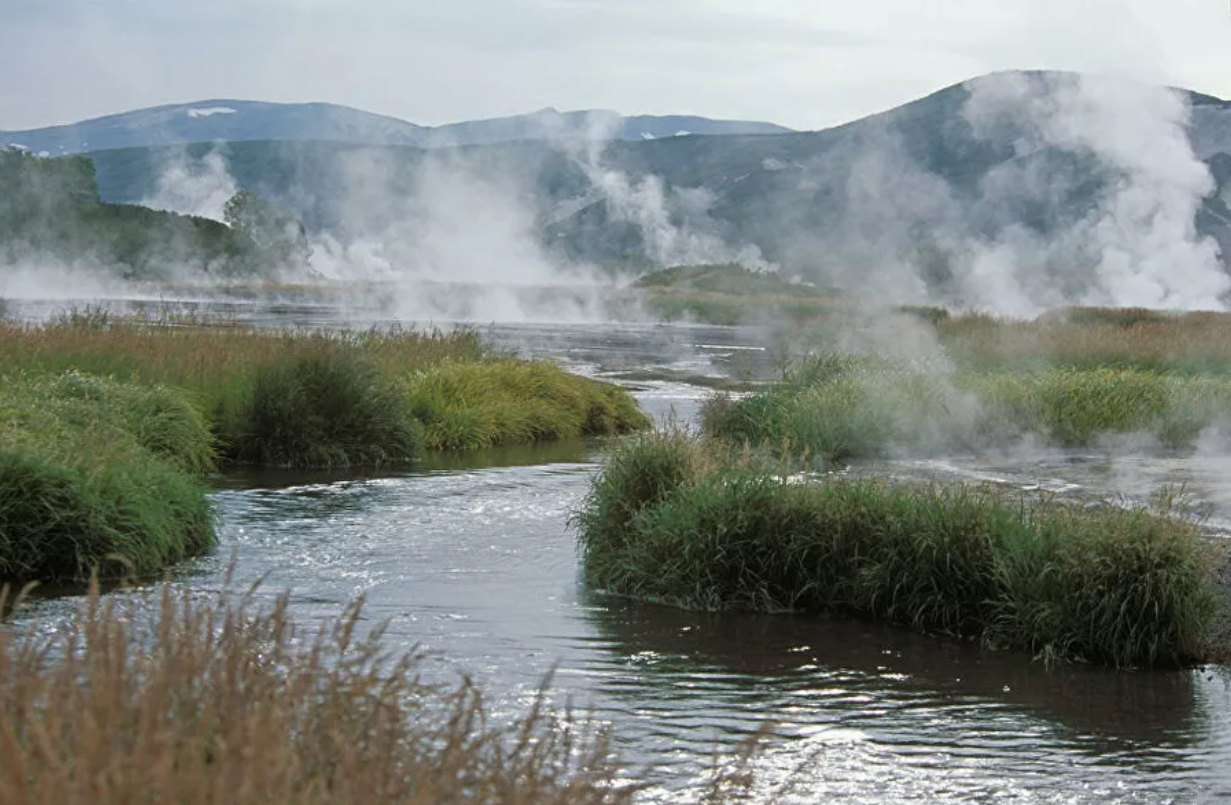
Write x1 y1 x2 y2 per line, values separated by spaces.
0 583 642 805
575 433 1217 669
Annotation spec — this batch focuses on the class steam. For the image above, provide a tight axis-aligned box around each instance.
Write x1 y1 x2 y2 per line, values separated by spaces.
301 114 773 323
567 114 772 271
141 148 238 222
302 148 618 323
955 72 1228 313
771 72 1229 316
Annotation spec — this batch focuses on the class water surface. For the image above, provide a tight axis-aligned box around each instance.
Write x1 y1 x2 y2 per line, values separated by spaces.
7 300 1231 802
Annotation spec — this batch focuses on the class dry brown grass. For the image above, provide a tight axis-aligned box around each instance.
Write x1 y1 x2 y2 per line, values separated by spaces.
0 313 488 409
0 582 641 805
938 309 1231 373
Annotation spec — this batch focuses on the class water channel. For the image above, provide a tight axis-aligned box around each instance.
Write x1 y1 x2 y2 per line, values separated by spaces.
7 302 1231 803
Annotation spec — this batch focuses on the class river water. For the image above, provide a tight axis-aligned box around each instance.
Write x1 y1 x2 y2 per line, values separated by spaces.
7 303 1231 803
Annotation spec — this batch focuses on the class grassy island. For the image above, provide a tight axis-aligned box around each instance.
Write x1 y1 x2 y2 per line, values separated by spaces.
0 313 648 584
574 432 1216 669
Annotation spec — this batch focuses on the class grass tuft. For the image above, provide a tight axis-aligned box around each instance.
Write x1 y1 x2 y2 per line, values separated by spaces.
404 360 650 452
0 372 215 583
228 347 420 468
575 433 1216 668
708 351 1231 461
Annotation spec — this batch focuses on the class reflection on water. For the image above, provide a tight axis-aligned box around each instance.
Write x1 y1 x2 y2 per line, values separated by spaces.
6 299 1231 801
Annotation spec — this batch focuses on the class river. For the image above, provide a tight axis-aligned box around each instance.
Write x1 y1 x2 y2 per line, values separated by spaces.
7 304 1231 803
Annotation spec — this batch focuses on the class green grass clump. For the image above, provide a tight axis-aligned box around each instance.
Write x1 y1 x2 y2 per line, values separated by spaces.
575 433 1216 668
403 360 651 451
0 316 650 467
225 347 420 468
708 352 1231 461
0 372 214 583
705 353 967 461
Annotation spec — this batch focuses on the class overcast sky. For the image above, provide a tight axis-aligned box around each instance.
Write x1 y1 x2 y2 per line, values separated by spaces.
2 0 1230 132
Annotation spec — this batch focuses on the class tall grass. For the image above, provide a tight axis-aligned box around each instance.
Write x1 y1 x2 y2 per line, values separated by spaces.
703 353 971 461
228 346 419 467
404 360 650 451
0 373 215 583
937 308 1231 375
0 315 649 467
575 434 1217 668
0 583 642 805
707 351 1231 461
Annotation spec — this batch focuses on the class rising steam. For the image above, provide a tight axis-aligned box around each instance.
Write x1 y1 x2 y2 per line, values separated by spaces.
956 71 1228 313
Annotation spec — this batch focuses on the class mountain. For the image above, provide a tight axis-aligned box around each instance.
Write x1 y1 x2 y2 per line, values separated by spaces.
0 101 792 156
24 71 1231 307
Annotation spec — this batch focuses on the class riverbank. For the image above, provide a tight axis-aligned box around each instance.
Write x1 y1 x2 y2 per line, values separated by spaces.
0 314 648 584
574 432 1219 669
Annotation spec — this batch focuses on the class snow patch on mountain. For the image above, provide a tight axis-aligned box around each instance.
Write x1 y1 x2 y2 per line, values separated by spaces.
186 107 238 119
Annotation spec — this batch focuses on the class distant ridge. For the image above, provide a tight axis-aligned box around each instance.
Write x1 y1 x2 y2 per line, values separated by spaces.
0 100 792 155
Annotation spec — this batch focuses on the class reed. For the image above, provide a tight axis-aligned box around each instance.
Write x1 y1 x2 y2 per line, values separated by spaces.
0 582 641 805
575 433 1216 668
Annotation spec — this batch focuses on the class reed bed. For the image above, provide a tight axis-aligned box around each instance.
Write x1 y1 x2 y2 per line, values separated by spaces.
575 433 1216 669
0 583 644 805
0 313 649 467
937 308 1231 375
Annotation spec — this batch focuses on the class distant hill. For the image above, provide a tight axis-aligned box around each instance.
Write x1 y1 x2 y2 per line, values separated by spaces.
19 70 1231 308
0 101 792 156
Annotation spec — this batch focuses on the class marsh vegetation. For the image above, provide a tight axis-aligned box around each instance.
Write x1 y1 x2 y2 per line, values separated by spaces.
0 312 648 584
575 432 1217 669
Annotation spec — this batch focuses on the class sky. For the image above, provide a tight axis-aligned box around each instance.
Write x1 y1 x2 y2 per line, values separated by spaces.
2 0 1230 132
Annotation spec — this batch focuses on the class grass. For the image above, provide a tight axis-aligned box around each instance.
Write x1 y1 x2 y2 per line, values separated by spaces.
574 433 1217 669
0 373 215 583
936 308 1231 375
404 360 649 451
705 351 1231 462
228 345 420 468
0 313 649 467
0 313 648 582
0 583 648 805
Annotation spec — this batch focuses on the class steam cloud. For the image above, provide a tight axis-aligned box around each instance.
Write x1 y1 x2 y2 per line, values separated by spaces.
141 149 238 222
954 72 1228 314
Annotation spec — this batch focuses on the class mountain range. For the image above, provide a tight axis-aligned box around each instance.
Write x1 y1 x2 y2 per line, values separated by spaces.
0 101 790 155
8 71 1231 307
